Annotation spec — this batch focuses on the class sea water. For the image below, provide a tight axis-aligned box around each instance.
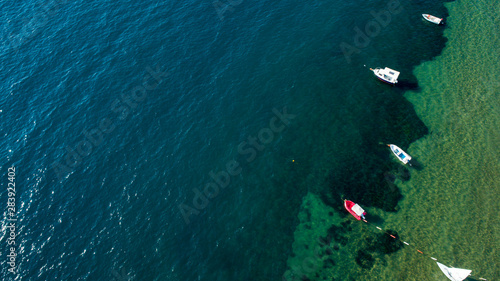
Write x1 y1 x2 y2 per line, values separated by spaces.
0 0 497 280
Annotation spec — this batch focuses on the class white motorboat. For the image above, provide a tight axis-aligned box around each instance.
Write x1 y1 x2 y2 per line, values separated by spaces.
422 14 444 25
388 144 411 165
370 67 400 85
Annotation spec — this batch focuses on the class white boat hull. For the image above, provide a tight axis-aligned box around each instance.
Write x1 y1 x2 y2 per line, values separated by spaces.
370 67 400 85
374 70 396 85
388 144 411 164
436 262 472 281
422 14 444 25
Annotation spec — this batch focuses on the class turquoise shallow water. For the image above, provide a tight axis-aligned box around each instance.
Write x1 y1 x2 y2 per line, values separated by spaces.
0 0 496 280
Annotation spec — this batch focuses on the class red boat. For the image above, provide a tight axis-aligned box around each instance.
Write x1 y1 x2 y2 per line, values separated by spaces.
344 200 366 220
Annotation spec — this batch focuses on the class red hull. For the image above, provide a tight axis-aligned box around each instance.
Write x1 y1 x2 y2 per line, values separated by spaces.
344 200 361 220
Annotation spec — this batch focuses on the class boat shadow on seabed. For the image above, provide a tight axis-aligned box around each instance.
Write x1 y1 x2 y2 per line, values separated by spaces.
363 212 384 225
408 158 423 170
396 80 419 91
465 277 483 281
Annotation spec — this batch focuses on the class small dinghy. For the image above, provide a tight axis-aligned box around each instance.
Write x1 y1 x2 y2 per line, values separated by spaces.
422 14 444 25
388 144 412 165
370 67 400 85
344 200 366 220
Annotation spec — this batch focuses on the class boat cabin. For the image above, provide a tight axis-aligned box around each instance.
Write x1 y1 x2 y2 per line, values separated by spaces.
378 67 400 84
371 67 400 85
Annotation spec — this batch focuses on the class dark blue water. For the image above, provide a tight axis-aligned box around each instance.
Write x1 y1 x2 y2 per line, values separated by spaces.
0 0 450 280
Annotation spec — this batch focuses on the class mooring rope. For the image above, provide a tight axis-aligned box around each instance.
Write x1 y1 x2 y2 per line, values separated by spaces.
359 218 488 281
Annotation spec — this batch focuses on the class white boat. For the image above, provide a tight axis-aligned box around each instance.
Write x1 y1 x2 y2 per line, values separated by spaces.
422 14 444 25
436 262 472 281
388 144 411 165
370 67 400 85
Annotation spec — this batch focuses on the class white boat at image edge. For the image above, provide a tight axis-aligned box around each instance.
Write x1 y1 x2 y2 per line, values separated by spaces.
422 14 444 25
388 144 411 165
436 262 473 281
370 67 400 85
